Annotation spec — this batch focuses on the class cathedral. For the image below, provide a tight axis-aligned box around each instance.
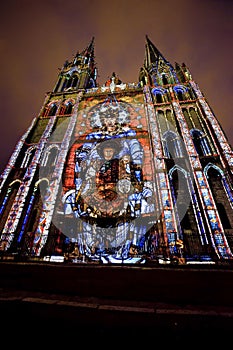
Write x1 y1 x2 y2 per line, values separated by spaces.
0 36 233 265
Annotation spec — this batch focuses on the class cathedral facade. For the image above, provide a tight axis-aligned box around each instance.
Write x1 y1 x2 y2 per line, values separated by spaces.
0 36 233 264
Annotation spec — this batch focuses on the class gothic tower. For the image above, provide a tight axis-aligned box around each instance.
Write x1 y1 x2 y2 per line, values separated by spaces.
0 36 233 264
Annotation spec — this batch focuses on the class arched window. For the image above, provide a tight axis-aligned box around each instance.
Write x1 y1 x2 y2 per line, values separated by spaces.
47 103 58 116
151 87 167 104
64 101 73 115
62 72 79 91
59 101 73 115
173 85 188 101
163 130 184 158
191 129 211 156
21 146 37 168
169 166 206 257
156 93 163 103
204 164 233 229
41 145 59 167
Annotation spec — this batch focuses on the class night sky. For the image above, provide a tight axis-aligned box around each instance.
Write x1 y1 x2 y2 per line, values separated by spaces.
0 0 232 173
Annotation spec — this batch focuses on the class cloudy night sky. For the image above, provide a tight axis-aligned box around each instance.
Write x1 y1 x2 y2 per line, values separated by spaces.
0 0 232 173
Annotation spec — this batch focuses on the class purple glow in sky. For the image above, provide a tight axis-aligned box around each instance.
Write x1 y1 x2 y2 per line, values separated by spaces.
0 0 232 172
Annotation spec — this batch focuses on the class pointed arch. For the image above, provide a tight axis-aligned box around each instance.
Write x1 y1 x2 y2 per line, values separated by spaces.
151 87 167 103
173 85 188 101
63 189 76 215
169 164 187 177
43 102 58 117
204 163 233 230
59 100 74 116
41 144 60 167
204 163 224 177
62 71 80 91
168 165 208 258
64 101 73 115
163 130 184 158
21 145 37 168
190 128 211 156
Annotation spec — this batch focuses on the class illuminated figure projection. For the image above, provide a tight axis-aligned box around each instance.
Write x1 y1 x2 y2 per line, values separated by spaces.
64 98 156 263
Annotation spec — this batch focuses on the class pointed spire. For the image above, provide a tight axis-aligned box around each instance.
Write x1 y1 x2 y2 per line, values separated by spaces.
140 35 178 86
144 35 170 69
83 36 95 57
73 37 95 64
54 38 98 92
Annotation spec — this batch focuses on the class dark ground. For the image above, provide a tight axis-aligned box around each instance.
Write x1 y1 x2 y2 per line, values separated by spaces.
0 260 233 346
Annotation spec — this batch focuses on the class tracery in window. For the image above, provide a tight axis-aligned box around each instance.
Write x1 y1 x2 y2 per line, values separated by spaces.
163 130 184 158
191 129 211 156
41 145 59 167
21 146 37 168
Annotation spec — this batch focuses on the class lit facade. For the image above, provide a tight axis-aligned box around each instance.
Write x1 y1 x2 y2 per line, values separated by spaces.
0 36 233 264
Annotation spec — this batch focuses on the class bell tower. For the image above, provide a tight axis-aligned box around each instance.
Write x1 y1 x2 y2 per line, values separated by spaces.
139 35 233 260
0 38 98 256
139 35 179 86
54 37 97 92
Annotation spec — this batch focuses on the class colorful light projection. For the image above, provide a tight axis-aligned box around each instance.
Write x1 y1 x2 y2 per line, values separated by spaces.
63 94 158 263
